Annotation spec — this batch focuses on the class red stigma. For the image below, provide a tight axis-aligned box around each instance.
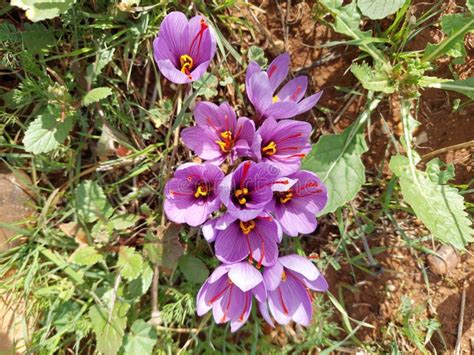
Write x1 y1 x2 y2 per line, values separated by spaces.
278 288 289 315
240 161 251 188
189 18 209 58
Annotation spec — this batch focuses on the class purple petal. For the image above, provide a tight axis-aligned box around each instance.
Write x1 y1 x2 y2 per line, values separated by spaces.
186 16 214 64
258 301 275 327
188 60 211 82
279 254 320 281
156 59 193 84
208 265 230 284
295 91 323 115
153 36 178 67
267 53 290 92
215 213 237 230
228 262 263 292
158 11 188 59
274 203 318 236
304 274 329 292
277 76 308 102
215 221 249 264
252 282 267 303
247 72 273 116
181 126 224 161
246 61 262 91
267 289 291 325
230 291 252 332
263 261 284 291
202 219 217 242
264 101 300 120
248 217 280 266
282 274 313 326
196 281 212 316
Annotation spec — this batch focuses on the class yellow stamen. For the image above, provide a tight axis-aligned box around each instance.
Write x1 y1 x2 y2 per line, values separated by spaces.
194 185 208 198
220 130 232 140
272 95 279 103
279 190 293 204
234 187 249 205
215 130 234 153
180 54 193 74
239 220 256 235
281 271 287 281
262 141 277 156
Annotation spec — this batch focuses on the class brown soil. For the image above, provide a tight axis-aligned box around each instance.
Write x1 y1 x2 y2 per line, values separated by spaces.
244 0 474 352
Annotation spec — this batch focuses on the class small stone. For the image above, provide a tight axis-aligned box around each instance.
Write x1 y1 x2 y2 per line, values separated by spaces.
387 284 396 292
427 245 460 275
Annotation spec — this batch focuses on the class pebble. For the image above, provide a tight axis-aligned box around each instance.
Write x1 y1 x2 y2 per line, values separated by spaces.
427 245 460 275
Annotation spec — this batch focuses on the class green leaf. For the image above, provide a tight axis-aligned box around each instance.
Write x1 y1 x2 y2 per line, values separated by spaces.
75 180 113 223
420 76 474 100
117 247 143 281
23 106 74 154
148 99 173 129
302 96 382 214
390 155 473 250
319 0 390 69
351 62 396 93
123 319 157 355
11 0 75 22
21 23 55 54
303 124 367 214
426 158 455 185
109 213 139 230
128 262 153 298
83 87 113 106
192 73 218 100
144 224 183 269
248 45 268 67
178 255 209 284
357 0 405 19
70 246 103 266
89 301 129 355
423 13 474 62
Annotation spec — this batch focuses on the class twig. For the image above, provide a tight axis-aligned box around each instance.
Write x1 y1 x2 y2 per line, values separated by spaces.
150 264 162 326
454 282 467 355
155 325 200 333
177 313 211 354
421 140 474 162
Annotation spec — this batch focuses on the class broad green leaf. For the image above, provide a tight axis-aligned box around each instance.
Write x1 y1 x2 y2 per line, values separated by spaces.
109 213 139 230
390 155 472 250
128 262 153 298
70 246 103 266
303 96 382 214
87 48 116 83
23 106 74 154
148 99 173 129
123 319 157 355
351 62 396 93
89 301 129 355
178 255 209 284
21 23 55 54
468 0 474 13
75 180 113 223
357 0 405 20
420 76 474 100
303 125 367 214
248 45 268 67
192 73 218 100
11 0 75 22
117 247 143 281
426 158 455 185
83 87 113 106
319 0 390 69
423 13 474 62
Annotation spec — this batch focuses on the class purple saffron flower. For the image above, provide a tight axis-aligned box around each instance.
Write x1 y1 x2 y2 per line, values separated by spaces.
218 161 282 221
196 262 266 332
267 170 327 237
211 213 282 268
164 163 224 226
246 53 322 122
259 254 328 327
153 11 217 84
181 102 255 164
255 118 311 176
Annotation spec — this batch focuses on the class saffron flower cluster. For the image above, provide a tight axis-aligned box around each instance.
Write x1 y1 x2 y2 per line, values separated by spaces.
156 11 329 332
